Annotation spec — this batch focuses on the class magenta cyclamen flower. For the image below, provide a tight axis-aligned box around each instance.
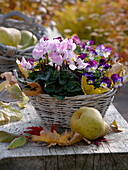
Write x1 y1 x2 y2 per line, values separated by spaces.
71 35 81 44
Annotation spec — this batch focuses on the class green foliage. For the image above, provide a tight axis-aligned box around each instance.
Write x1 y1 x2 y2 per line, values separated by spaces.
0 131 16 143
7 136 27 150
27 65 83 99
53 0 128 60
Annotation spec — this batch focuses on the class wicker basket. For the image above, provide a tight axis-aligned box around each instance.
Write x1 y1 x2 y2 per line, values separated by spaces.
30 88 117 129
0 11 47 73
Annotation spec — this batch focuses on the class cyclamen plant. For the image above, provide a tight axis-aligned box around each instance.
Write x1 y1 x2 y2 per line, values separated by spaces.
18 36 124 99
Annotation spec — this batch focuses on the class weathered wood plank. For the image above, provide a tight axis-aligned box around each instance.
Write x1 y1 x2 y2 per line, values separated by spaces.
0 102 128 170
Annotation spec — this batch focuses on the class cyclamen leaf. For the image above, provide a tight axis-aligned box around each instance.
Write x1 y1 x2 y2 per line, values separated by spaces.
7 136 27 150
0 131 16 143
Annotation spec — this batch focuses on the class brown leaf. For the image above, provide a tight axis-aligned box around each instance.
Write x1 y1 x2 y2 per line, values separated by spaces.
0 72 17 86
110 120 123 133
31 128 78 147
68 132 83 145
23 82 43 96
107 63 124 78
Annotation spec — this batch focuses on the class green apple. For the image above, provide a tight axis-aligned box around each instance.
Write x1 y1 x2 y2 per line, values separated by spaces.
0 27 21 47
70 107 110 140
19 30 38 49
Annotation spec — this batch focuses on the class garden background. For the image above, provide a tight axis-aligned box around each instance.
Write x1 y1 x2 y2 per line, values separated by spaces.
0 0 128 121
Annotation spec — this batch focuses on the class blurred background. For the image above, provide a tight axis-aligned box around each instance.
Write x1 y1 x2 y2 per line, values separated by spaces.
0 0 128 121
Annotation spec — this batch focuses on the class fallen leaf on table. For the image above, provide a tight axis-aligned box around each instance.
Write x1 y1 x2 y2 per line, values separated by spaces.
0 101 22 125
0 72 17 86
31 128 74 147
110 120 123 132
68 132 83 145
7 136 27 150
0 131 16 143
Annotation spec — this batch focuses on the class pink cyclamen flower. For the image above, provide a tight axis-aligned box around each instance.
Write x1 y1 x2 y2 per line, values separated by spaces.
20 57 32 70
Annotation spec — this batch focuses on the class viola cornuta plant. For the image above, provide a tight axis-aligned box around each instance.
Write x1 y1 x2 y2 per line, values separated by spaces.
16 36 125 99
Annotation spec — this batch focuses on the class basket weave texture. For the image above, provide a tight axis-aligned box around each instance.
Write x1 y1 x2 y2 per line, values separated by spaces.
30 88 117 129
0 11 47 73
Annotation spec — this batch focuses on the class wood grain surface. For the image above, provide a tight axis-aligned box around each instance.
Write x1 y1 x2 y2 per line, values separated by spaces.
0 102 128 170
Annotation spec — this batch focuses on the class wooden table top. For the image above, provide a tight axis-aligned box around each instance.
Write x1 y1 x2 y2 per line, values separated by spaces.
0 102 128 170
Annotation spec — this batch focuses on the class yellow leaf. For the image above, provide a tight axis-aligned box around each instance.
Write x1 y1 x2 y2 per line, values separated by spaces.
0 81 8 92
81 76 110 95
89 87 110 95
32 128 76 147
1 72 17 85
81 76 94 95
23 82 43 96
68 132 83 145
110 120 123 133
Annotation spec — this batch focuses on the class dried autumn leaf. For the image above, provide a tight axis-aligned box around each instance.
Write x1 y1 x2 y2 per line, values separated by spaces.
0 72 17 85
23 82 43 96
123 74 128 84
31 128 73 146
0 81 8 92
107 63 124 78
68 132 83 145
110 120 123 133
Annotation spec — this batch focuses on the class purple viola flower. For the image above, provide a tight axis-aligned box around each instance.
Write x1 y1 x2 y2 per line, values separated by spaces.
99 58 107 65
100 77 111 88
98 58 112 71
103 64 112 69
111 74 123 88
85 60 98 73
96 44 105 56
88 49 97 60
87 76 96 85
83 72 93 78
78 53 87 60
84 45 92 51
103 47 112 58
88 60 97 66
86 40 94 45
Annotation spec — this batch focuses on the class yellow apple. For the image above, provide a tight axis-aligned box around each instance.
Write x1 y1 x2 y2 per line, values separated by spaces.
0 27 21 47
19 30 37 49
70 107 110 140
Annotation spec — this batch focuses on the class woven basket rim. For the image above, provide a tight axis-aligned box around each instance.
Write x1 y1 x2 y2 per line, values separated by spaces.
33 88 117 100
